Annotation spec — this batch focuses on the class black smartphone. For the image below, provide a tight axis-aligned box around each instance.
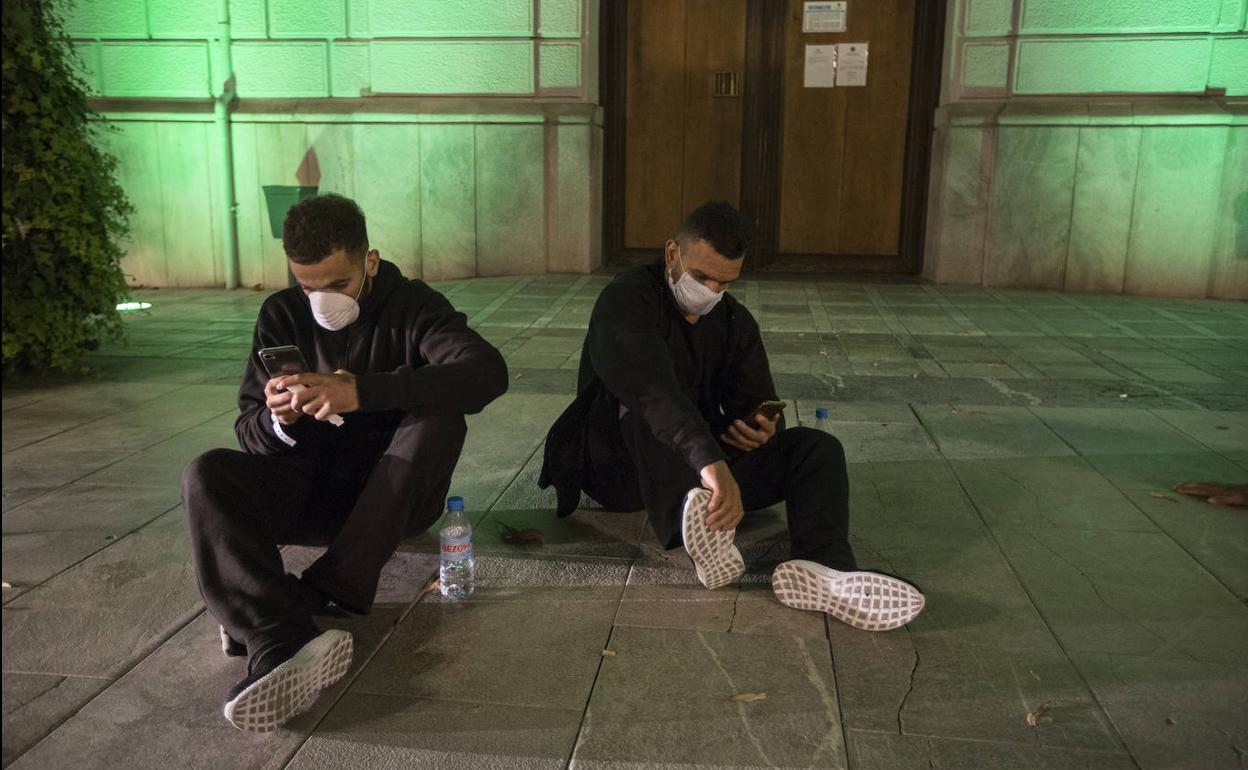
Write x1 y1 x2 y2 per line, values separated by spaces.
258 345 309 378
752 400 787 421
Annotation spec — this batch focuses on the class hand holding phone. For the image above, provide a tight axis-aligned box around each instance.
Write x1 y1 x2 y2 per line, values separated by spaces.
258 345 345 427
752 400 787 422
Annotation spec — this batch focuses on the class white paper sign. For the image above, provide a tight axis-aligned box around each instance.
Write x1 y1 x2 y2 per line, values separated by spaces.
803 1 847 33
804 44 837 88
835 42 868 87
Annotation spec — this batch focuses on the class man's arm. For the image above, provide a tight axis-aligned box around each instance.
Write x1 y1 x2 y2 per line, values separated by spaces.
587 281 724 475
235 310 314 454
721 307 785 434
353 289 508 416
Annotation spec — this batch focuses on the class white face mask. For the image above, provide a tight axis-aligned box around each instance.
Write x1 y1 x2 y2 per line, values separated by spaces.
668 252 725 316
308 265 367 331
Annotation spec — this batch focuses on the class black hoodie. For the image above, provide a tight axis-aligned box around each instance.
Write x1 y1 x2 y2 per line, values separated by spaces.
235 259 508 477
539 260 781 539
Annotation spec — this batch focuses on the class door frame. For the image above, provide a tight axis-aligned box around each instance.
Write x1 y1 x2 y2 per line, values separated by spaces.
600 0 947 274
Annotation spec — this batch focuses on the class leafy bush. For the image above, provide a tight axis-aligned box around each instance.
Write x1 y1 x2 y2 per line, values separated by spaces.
2 0 132 377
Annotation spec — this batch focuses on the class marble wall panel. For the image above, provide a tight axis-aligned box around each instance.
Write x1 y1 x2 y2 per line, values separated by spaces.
474 124 546 276
351 124 422 279
925 125 989 285
551 123 594 273
984 125 1080 289
1064 127 1141 294
1209 125 1248 299
419 124 478 281
1124 126 1226 297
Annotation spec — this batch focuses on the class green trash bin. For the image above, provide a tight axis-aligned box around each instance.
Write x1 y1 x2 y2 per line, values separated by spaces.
262 185 319 238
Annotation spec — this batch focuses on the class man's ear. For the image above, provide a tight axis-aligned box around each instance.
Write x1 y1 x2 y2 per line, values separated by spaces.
366 249 380 277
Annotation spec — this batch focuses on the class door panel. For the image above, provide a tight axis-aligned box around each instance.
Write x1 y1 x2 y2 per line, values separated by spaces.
777 0 915 257
624 0 687 249
680 0 747 216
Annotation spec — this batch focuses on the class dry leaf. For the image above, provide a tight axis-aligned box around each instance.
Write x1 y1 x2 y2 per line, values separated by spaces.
514 372 524 380
1 581 11 589
1026 699 1054 727
416 577 440 601
601 649 617 657
501 524 545 546
730 692 767 703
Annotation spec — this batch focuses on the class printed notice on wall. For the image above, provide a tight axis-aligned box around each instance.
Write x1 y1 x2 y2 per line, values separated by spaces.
804 44 836 88
803 2 847 33
835 42 868 86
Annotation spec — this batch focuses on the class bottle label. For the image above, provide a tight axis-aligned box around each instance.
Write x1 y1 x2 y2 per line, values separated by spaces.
440 534 473 562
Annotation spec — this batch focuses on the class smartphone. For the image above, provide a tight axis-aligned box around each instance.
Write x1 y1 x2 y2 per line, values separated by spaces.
258 345 309 378
752 400 787 421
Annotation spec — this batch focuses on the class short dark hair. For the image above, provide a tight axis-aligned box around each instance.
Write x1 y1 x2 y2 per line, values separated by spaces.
282 193 369 265
675 201 751 260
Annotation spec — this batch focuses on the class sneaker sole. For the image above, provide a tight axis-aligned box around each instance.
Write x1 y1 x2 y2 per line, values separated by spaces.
681 488 744 590
772 560 925 632
223 630 353 732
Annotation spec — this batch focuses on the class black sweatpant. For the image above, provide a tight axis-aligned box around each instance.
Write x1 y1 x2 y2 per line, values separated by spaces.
597 411 857 571
183 413 465 662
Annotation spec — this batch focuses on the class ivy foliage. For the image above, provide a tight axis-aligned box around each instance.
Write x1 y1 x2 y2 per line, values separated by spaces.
2 0 132 377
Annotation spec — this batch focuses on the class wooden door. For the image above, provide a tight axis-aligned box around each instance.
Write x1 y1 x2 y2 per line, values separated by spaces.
605 0 944 271
776 0 915 260
622 0 747 249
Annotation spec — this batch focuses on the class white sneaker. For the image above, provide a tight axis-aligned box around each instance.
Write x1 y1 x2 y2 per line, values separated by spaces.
680 487 744 590
772 559 925 632
223 629 353 732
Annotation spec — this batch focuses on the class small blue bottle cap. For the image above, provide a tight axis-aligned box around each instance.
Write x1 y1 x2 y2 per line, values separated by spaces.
446 496 464 511
815 407 830 419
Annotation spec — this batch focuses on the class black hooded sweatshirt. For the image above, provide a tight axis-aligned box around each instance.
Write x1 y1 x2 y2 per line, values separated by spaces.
538 260 781 527
235 259 508 478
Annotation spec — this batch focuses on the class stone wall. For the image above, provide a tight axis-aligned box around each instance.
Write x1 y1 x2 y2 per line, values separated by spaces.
925 0 1248 298
67 0 601 287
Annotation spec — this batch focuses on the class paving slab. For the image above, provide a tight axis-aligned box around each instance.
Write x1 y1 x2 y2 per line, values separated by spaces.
1 484 180 536
1029 407 1211 456
569 626 848 769
948 456 1158 531
911 405 1075 460
1071 652 1248 770
351 596 619 710
1147 408 1248 453
285 694 581 770
1 508 199 678
991 526 1248 666
1 673 109 766
845 731 1135 770
6 609 399 770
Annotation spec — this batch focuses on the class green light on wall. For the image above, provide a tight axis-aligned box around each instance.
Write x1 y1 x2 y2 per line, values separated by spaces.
116 301 152 311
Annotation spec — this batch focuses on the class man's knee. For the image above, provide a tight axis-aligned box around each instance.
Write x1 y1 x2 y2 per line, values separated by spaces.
182 447 239 498
783 426 846 468
398 412 467 444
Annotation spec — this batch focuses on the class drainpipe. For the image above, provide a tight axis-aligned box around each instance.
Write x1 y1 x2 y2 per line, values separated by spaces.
215 0 239 289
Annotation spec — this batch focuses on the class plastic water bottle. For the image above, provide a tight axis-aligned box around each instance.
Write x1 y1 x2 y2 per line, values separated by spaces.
439 496 475 599
814 406 833 433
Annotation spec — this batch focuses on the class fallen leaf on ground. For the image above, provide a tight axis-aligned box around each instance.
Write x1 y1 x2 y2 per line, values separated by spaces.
601 649 617 657
1 582 11 589
501 524 545 546
416 577 440 601
730 693 767 703
514 372 524 379
1149 492 1177 502
1026 699 1055 727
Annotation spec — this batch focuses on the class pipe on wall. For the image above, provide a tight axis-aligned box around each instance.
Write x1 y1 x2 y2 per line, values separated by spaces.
215 0 239 289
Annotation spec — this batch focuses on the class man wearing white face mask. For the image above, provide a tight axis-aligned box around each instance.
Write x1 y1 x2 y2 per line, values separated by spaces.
540 201 924 633
182 194 508 731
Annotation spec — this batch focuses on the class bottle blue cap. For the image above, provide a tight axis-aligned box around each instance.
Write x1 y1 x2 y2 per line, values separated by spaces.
815 407 830 419
446 496 464 511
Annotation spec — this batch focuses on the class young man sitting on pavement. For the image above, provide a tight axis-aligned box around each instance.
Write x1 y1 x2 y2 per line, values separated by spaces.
540 201 925 632
182 194 508 731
